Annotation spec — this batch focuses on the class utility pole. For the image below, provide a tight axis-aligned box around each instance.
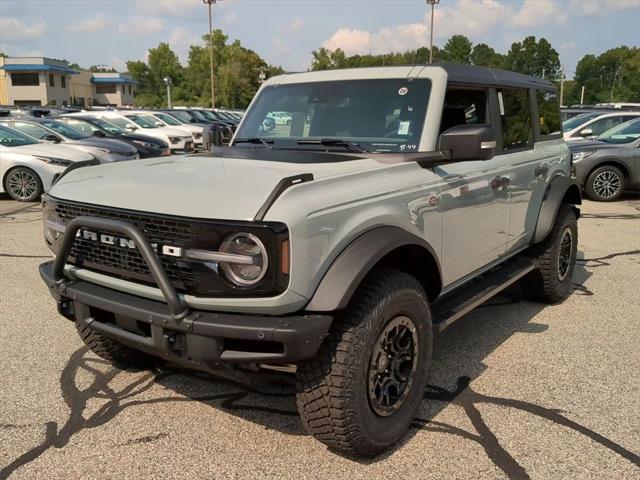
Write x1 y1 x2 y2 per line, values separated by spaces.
559 65 565 107
426 0 439 64
580 85 585 105
203 0 217 109
610 66 621 101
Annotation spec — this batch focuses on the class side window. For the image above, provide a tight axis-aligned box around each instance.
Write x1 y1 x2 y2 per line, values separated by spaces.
61 76 66 88
12 122 50 140
498 88 532 151
536 90 561 136
439 89 488 133
49 74 54 87
584 117 623 136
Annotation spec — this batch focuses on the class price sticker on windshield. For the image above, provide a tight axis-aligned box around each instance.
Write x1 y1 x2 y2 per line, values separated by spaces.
398 121 411 135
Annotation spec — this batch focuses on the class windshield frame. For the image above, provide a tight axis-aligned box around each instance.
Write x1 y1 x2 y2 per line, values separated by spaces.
235 78 432 154
125 114 160 129
154 112 182 126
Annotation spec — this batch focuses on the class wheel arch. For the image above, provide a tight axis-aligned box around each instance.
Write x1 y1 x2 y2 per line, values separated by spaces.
305 226 442 312
2 164 43 190
585 159 630 181
533 174 582 244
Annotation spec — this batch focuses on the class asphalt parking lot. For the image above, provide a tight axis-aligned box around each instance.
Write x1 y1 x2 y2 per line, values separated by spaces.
1 194 639 480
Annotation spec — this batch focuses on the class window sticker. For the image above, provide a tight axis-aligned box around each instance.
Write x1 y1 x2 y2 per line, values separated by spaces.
398 121 411 135
498 92 505 116
398 87 408 96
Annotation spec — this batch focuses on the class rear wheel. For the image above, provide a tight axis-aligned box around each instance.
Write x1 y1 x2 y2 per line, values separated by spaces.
4 167 43 202
76 322 158 369
522 204 578 303
584 165 626 201
296 269 432 457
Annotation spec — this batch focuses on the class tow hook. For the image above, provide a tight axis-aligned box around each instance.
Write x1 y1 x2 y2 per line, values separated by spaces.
57 297 75 321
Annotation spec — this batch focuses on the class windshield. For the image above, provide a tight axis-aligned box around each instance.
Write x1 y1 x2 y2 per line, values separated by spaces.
154 112 182 126
60 118 104 136
597 118 640 144
167 111 194 123
88 117 126 134
0 124 39 146
236 79 431 153
42 120 91 140
562 112 600 131
189 110 209 122
125 114 159 129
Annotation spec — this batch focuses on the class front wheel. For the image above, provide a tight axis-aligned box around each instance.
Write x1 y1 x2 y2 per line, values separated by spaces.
584 165 626 202
4 167 43 202
296 269 432 457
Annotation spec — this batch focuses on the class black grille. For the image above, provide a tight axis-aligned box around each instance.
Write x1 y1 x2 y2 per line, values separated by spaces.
48 199 289 297
56 202 198 291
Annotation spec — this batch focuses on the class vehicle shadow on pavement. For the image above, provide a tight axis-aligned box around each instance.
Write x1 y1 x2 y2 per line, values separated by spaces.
4 255 640 480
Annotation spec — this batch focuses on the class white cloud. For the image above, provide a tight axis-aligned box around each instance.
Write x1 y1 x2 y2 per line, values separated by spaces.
568 0 639 16
321 0 512 56
0 43 43 57
169 27 201 63
67 14 110 32
510 0 567 28
0 17 46 40
134 0 202 17
561 41 577 51
110 57 128 72
222 11 237 26
271 37 292 57
285 17 304 35
119 16 164 35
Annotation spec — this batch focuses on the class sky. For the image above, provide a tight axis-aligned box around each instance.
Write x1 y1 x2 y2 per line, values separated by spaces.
1 0 639 79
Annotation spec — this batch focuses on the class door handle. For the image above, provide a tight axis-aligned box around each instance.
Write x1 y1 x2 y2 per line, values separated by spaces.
491 176 511 190
535 164 549 179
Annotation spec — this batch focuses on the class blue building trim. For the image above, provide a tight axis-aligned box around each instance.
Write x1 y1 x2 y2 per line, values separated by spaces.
0 64 80 75
91 77 140 85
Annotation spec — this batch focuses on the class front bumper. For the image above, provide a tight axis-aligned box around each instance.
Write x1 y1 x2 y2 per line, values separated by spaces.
41 262 331 370
39 215 331 376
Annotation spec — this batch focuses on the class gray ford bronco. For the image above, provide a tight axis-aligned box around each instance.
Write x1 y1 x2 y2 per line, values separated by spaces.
40 64 580 456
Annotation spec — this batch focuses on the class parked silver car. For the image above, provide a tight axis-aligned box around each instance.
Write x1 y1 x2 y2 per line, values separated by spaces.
569 117 640 201
0 118 138 163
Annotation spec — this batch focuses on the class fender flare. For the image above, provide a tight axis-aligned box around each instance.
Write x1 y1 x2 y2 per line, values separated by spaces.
305 226 441 312
533 175 582 244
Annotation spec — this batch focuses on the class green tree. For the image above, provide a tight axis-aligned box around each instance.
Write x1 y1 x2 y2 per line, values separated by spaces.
572 46 640 103
470 43 505 68
504 36 560 79
440 35 473 64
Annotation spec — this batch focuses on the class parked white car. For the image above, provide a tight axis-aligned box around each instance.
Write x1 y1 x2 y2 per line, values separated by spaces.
134 110 204 147
0 124 94 201
563 111 640 141
72 112 194 152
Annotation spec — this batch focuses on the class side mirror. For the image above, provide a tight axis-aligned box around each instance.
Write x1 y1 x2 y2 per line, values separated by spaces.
202 123 224 151
438 124 496 161
154 121 164 127
579 128 593 137
92 130 107 138
125 125 137 132
43 133 62 144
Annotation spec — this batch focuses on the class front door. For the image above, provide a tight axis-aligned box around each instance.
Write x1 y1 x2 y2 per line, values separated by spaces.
436 87 509 287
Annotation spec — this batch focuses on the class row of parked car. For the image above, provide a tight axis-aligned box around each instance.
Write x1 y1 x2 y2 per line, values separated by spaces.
0 106 244 201
561 107 640 201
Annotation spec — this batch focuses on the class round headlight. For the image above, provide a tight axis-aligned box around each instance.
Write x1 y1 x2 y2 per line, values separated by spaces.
219 233 268 286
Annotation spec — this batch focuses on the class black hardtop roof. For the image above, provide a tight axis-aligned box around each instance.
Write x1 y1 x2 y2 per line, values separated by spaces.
435 63 556 90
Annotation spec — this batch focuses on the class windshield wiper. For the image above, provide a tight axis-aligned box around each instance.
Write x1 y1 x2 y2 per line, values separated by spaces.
233 137 274 148
296 138 369 153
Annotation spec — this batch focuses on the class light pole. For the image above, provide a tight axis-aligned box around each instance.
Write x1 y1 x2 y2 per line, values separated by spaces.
203 0 217 109
258 70 266 84
163 76 173 108
426 0 439 64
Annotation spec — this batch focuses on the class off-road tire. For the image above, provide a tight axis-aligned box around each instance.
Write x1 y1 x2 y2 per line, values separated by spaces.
76 322 158 368
296 269 432 457
522 204 578 303
584 165 626 202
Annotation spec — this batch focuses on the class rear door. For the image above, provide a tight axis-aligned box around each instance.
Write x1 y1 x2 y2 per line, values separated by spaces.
436 87 509 286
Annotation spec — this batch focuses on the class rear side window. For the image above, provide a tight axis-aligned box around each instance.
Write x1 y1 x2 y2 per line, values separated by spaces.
498 89 532 151
536 90 561 136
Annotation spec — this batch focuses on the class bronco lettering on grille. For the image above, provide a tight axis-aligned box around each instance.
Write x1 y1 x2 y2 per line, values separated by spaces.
76 229 183 257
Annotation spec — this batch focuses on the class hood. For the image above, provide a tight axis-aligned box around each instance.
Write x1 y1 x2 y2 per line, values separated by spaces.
156 126 192 138
69 137 138 154
11 143 94 162
49 153 384 221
